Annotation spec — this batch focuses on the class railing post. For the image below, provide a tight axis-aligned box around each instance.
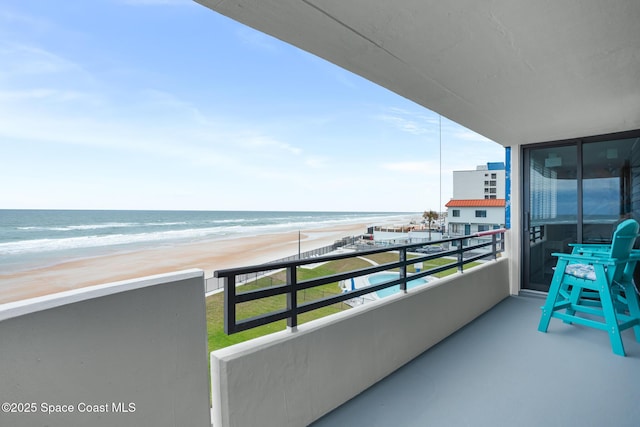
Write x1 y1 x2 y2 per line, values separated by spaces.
492 233 497 260
223 275 236 335
287 265 298 331
399 247 407 293
457 237 464 273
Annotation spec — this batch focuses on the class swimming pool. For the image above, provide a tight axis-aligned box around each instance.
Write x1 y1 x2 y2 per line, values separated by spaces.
367 272 429 298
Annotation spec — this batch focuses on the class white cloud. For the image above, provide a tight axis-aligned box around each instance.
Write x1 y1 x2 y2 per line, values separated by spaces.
0 42 81 76
376 107 440 136
381 160 440 175
387 106 437 122
453 128 494 143
377 114 430 135
0 88 99 104
242 134 302 156
0 8 51 31
304 156 330 169
0 85 316 186
235 27 280 52
134 89 209 123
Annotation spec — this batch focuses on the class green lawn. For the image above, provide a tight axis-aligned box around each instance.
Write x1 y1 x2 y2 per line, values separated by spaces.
206 251 481 351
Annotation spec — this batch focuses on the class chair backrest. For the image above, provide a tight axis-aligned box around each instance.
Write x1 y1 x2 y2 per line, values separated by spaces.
607 219 639 281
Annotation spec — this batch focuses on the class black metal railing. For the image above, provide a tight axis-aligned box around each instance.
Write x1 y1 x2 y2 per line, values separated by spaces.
205 235 364 293
214 229 506 335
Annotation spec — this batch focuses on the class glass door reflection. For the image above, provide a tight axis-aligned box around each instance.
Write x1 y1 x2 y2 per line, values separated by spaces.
525 145 578 292
582 140 636 242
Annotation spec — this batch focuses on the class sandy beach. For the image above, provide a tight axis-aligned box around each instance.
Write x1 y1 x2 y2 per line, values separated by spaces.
0 222 369 304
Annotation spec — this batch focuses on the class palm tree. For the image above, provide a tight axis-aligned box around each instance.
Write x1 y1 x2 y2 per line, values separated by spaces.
423 210 439 240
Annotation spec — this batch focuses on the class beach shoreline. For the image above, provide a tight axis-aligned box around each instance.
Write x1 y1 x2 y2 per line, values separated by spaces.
0 221 370 304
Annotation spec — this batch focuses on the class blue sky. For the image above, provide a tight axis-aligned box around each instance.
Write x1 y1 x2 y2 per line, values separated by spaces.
0 0 504 212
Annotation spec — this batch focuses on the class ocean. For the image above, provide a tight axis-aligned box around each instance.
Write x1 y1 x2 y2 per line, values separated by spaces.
0 210 414 274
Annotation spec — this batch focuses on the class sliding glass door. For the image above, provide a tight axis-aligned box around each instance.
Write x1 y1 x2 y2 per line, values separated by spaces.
522 132 640 292
524 144 578 291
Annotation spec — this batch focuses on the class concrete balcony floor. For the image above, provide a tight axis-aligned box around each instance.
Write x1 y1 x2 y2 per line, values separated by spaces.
311 295 640 427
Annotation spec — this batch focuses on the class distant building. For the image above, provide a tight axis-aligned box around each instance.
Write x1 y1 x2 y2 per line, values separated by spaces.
445 162 506 235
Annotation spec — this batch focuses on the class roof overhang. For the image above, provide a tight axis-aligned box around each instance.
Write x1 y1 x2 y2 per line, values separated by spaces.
195 0 640 147
445 199 506 208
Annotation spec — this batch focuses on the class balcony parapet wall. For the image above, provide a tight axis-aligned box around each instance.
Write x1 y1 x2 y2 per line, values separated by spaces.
0 270 210 427
211 258 510 427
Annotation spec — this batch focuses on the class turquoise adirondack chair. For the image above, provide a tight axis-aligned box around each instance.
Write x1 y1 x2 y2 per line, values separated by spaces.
538 219 640 356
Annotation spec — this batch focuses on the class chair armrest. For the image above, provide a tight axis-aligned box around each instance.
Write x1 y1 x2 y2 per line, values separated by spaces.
569 243 611 250
551 252 625 265
567 246 640 259
569 243 611 254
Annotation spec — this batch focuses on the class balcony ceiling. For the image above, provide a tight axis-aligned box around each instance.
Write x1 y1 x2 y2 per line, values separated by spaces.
196 0 640 147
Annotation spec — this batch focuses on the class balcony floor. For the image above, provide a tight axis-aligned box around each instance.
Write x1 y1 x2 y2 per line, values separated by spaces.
311 294 640 427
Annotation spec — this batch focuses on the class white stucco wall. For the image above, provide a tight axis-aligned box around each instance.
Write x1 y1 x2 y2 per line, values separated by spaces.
211 258 510 427
453 168 505 199
0 270 210 427
448 206 505 229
